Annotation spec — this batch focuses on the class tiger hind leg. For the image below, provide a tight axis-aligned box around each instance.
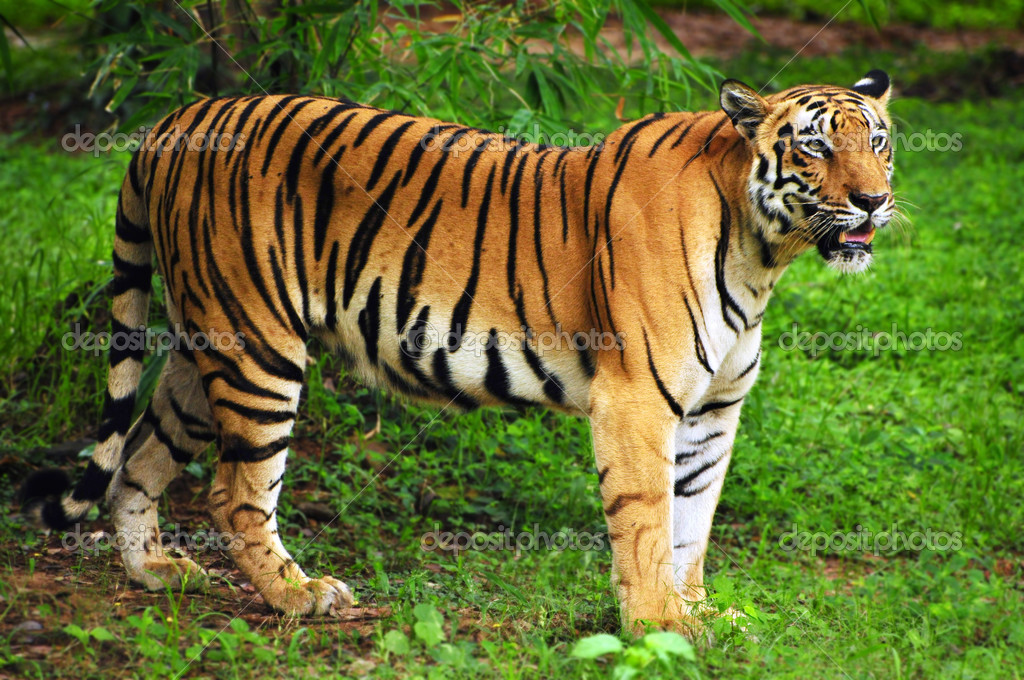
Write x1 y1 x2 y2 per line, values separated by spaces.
108 349 215 591
203 345 353 616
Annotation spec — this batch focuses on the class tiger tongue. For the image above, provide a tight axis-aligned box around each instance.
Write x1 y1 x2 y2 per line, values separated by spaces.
839 227 876 245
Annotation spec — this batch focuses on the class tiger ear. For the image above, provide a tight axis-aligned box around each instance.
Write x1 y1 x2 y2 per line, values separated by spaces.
720 79 769 142
852 69 891 104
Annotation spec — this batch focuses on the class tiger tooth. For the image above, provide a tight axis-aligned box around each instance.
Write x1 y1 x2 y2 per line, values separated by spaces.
864 229 875 245
838 231 848 243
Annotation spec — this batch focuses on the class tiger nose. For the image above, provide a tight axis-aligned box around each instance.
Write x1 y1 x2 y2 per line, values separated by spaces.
849 192 889 214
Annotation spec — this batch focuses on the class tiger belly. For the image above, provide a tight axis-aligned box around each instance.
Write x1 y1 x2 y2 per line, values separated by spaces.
316 284 596 415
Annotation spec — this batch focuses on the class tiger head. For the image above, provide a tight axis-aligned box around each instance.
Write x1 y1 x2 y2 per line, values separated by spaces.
720 70 894 274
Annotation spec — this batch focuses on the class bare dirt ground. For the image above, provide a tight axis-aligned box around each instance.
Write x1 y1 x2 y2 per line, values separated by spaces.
644 9 1024 58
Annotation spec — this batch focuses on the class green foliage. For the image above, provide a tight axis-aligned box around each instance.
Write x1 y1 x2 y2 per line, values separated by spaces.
572 631 697 679
86 0 720 133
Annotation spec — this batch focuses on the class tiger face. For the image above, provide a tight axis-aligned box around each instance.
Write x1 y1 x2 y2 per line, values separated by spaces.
721 70 894 273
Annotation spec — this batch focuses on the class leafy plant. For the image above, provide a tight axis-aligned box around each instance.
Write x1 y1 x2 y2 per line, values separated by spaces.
86 0 730 132
572 630 697 679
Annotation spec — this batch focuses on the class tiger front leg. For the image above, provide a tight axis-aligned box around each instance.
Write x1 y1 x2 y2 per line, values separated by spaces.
590 378 708 638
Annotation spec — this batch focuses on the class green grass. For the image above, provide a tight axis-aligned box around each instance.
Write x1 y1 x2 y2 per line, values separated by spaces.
2 49 1024 678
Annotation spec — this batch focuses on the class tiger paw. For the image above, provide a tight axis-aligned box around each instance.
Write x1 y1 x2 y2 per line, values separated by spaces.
129 555 210 592
264 575 354 617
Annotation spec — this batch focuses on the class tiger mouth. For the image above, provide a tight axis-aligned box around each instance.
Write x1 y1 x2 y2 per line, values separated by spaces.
817 220 875 259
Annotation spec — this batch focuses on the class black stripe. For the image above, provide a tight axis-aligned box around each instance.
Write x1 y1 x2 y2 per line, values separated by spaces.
324 241 341 329
70 461 115 502
115 201 149 244
500 141 524 194
684 430 725 447
215 398 296 424
683 296 713 375
531 154 558 327
678 116 727 175
220 434 292 462
200 355 293 404
199 226 306 383
108 319 146 369
97 392 136 441
168 395 212 441
244 187 296 333
292 195 311 326
312 160 338 262
737 350 760 379
110 253 152 296
521 341 566 405
643 329 685 419
342 170 403 310
648 119 684 157
353 112 398 147
505 154 530 311
143 409 196 463
432 348 478 409
267 244 307 338
229 503 274 527
674 452 727 497
127 151 144 197
383 362 430 398
406 142 453 227
709 171 748 333
461 137 492 209
357 276 383 364
686 398 742 418
601 141 635 288
261 98 315 176
581 146 603 241
285 103 351 200
613 113 664 164
402 125 458 187
670 113 709 150
366 120 416 192
395 200 443 334
251 95 302 148
596 258 620 359
313 110 359 166
449 166 496 350
120 475 158 501
484 329 537 408
399 306 437 391
559 163 570 243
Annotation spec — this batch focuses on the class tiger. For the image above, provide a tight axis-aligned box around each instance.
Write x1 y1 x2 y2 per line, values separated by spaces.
22 69 894 637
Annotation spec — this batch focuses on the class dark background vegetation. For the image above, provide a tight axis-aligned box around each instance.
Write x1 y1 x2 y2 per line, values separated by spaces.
0 1 1022 678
